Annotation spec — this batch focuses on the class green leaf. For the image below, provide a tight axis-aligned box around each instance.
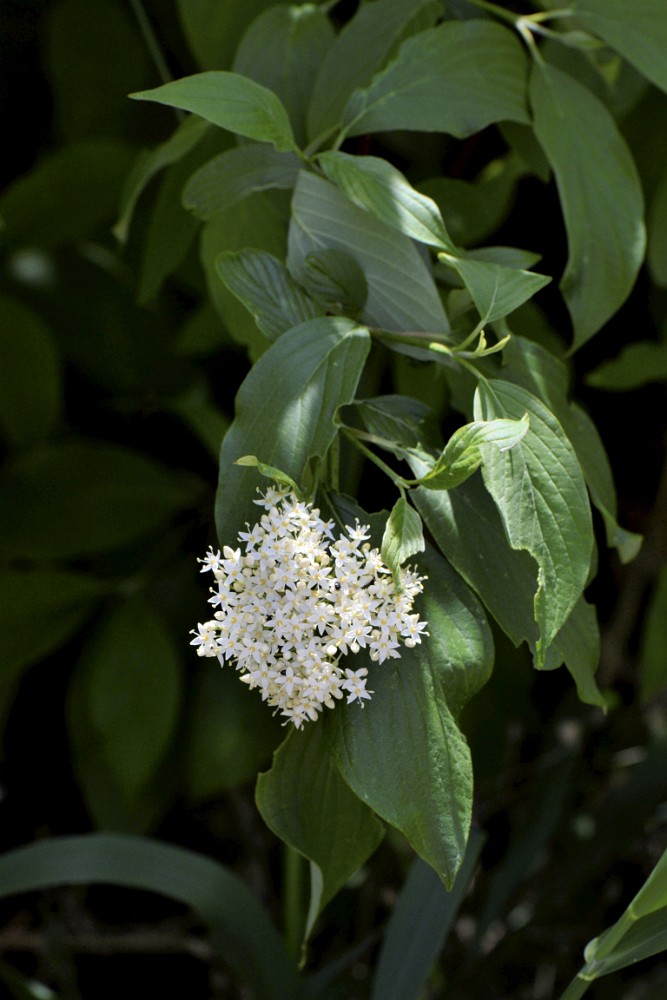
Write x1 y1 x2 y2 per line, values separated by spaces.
0 442 197 560
413 414 530 491
529 62 645 347
256 723 384 933
381 497 425 579
543 597 606 708
640 567 667 702
0 834 299 1000
420 160 522 248
474 380 593 662
130 72 297 152
69 598 182 800
176 0 278 71
288 171 449 334
0 295 61 449
307 0 442 141
0 139 137 248
318 152 456 252
573 0 667 96
583 908 667 979
200 189 290 357
342 20 529 139
445 257 551 324
234 455 301 492
329 545 493 887
114 115 211 241
587 341 667 391
183 143 300 220
371 832 484 1000
301 249 368 313
345 395 440 457
648 170 667 287
216 249 323 340
216 317 370 544
233 4 335 146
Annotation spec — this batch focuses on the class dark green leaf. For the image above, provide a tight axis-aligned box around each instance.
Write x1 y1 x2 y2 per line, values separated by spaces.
640 567 667 702
0 442 197 560
131 73 297 152
342 20 529 139
0 295 61 449
183 143 300 220
446 257 550 323
216 317 370 544
176 0 278 71
413 414 529 491
474 380 593 662
329 546 493 887
216 249 323 339
301 249 368 313
530 62 645 347
573 0 667 95
380 497 425 579
307 0 442 141
114 116 211 241
233 4 335 145
256 723 384 930
543 598 606 708
420 160 522 248
288 171 449 334
587 341 667 391
648 171 667 287
346 394 440 456
0 834 299 1000
371 831 484 1000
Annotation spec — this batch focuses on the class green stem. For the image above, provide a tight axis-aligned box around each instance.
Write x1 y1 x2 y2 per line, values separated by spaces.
283 845 305 962
128 0 181 106
342 429 408 491
558 973 591 1000
463 0 518 25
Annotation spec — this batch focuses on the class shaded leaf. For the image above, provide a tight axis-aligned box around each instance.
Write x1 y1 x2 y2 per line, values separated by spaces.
640 567 667 702
176 0 278 71
573 0 667 95
183 143 300 220
131 72 297 152
301 249 368 313
586 341 667 391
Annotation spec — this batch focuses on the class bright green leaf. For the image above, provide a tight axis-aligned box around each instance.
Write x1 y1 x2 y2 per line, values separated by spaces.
307 0 442 141
234 455 301 492
381 497 425 580
216 317 370 544
288 171 449 334
329 545 493 887
0 834 299 1000
256 723 384 931
342 20 529 139
530 62 645 347
573 0 667 96
130 72 297 152
183 143 300 220
446 257 551 324
216 249 323 340
413 414 529 491
474 380 593 662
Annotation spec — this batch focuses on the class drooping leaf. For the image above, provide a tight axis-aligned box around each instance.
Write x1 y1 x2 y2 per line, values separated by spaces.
288 171 449 334
183 143 300 220
131 72 297 152
380 497 425 580
0 442 198 560
412 414 530 491
256 723 384 933
216 249 323 339
0 295 61 449
543 597 606 708
0 834 299 1000
233 3 335 145
530 62 645 347
114 116 211 241
234 455 301 492
215 317 370 545
307 0 442 141
342 20 529 140
572 0 667 96
474 380 593 662
329 545 493 887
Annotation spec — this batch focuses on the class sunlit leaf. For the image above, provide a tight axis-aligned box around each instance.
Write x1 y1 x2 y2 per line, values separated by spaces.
380 497 425 579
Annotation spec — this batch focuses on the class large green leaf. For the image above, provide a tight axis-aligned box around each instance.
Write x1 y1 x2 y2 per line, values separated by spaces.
233 4 334 146
307 0 442 141
215 316 370 544
0 295 61 449
329 546 493 887
530 62 645 347
216 249 323 339
131 72 297 152
256 722 384 932
0 834 299 1000
69 598 182 800
288 171 449 334
572 0 667 95
0 442 197 560
474 379 593 661
114 116 211 241
341 20 529 139
183 143 300 220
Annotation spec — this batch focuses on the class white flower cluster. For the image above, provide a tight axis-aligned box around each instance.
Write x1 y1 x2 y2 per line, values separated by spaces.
191 486 427 728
